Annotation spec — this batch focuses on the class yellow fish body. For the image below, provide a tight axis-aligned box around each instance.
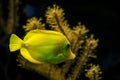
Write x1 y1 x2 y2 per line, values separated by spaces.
9 30 76 64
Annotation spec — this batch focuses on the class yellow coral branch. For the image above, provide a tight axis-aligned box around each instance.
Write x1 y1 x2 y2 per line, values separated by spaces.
23 17 45 32
85 64 102 80
45 4 70 40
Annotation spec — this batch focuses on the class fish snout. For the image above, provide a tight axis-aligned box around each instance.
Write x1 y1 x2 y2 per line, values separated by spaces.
67 51 76 60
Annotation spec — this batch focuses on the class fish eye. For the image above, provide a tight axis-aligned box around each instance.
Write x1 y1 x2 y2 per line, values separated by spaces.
66 44 70 49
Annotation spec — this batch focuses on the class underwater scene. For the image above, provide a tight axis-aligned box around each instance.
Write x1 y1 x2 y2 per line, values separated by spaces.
0 0 120 80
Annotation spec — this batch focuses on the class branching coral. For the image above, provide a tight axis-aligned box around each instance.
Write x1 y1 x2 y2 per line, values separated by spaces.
85 64 102 80
23 17 45 32
17 4 101 80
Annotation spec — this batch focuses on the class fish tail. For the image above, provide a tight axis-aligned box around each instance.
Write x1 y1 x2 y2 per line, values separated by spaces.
9 34 24 52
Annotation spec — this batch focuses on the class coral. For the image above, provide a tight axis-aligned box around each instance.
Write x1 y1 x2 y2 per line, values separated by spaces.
23 17 45 32
0 0 19 47
85 64 102 80
17 4 101 80
5 0 19 34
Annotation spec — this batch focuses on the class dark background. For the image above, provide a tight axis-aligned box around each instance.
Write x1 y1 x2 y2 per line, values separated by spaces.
0 0 120 80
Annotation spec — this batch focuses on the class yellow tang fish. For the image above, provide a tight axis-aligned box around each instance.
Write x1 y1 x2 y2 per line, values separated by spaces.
9 30 76 64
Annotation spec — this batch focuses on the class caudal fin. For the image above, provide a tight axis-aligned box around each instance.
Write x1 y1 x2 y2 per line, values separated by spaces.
9 34 23 52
